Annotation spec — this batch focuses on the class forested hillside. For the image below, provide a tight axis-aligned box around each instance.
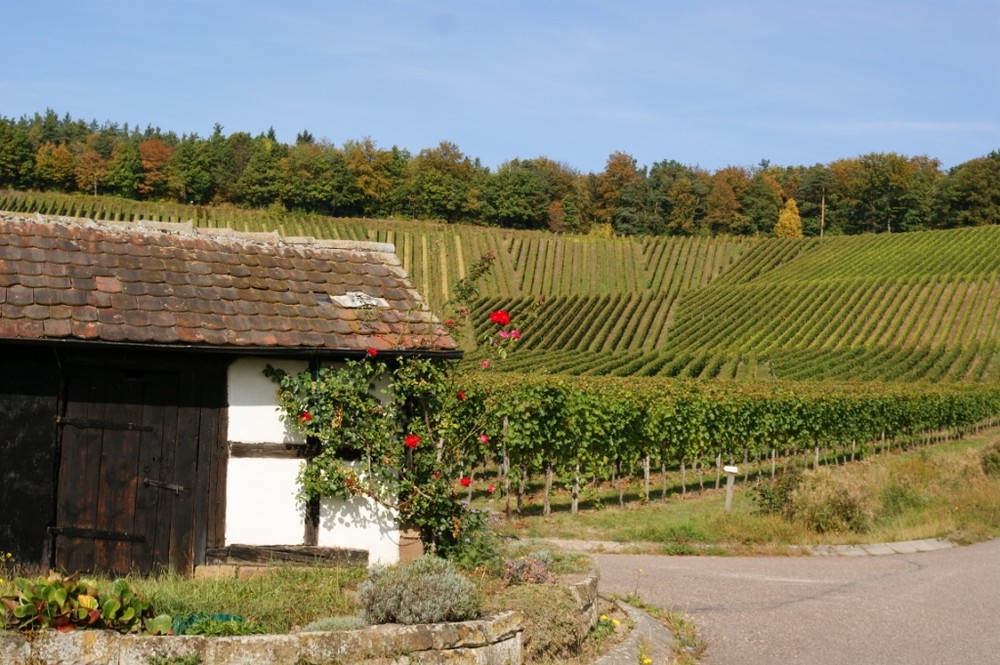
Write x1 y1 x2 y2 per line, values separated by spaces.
3 110 999 239
1 191 996 383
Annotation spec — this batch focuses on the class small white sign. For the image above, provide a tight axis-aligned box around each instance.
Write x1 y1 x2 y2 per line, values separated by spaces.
723 465 739 474
332 291 389 309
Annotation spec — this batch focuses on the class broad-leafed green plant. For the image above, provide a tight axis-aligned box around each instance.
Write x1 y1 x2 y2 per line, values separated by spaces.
1 572 170 634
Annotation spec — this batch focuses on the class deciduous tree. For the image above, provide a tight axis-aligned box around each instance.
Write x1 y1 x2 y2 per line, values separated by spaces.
932 156 1000 227
34 142 76 190
704 167 748 234
138 138 173 198
593 151 643 227
104 141 143 198
774 198 804 238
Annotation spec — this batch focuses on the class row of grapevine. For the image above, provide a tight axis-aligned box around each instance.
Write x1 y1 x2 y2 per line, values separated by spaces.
756 226 1000 284
665 277 998 357
454 372 1000 512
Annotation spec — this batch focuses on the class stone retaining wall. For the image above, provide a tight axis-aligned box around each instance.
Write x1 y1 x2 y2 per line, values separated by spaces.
0 573 600 665
0 610 522 665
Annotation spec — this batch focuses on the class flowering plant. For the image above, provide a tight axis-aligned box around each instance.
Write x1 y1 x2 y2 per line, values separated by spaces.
265 254 514 550
0 550 13 587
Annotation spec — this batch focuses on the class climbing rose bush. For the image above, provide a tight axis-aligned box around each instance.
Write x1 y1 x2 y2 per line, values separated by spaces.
265 308 519 550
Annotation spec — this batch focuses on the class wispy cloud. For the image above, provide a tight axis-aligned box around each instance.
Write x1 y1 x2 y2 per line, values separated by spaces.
816 120 1000 133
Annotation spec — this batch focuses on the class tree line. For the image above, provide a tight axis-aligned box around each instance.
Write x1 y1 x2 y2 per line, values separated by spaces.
2 109 998 236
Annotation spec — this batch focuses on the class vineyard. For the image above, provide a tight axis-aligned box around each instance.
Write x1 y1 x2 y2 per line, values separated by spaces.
2 190 997 383
5 189 1000 520
455 372 1000 514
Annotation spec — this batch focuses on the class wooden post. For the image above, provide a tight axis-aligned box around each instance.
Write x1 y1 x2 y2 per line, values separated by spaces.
724 466 738 513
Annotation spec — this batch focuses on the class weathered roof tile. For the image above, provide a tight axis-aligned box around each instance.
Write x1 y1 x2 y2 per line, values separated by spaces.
0 214 456 354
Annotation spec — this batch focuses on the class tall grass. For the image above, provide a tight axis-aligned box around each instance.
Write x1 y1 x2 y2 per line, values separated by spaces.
131 566 366 633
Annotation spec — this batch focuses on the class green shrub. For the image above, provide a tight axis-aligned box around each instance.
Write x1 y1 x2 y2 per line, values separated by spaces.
980 441 1000 477
436 509 503 573
356 556 480 625
750 467 803 518
789 468 876 533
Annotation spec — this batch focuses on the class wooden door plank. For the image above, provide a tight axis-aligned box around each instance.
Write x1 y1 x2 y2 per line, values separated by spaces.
132 370 178 574
55 371 106 572
94 372 143 574
193 367 225 565
169 382 201 574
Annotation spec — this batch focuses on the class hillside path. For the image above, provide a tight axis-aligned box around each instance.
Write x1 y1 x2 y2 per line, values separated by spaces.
594 537 1000 665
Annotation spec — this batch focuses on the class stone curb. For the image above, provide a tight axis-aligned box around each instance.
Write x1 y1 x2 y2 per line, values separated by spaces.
593 599 674 665
806 538 953 557
543 537 954 558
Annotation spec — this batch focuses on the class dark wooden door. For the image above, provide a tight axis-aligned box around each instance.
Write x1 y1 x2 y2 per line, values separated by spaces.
54 361 225 575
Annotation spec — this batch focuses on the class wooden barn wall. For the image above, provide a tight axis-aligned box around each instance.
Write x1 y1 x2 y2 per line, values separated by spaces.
0 347 60 564
0 344 229 571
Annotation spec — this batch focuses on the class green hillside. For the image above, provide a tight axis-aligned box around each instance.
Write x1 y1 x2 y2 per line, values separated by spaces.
2 190 997 383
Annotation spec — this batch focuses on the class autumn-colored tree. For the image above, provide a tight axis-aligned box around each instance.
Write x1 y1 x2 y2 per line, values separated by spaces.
75 149 106 195
704 167 748 234
593 151 643 227
138 138 173 198
343 137 397 217
34 142 76 190
774 198 804 238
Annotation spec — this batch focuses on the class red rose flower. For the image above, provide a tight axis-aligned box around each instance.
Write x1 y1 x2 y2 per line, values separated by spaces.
299 411 313 423
433 471 441 479
479 433 489 445
487 485 496 494
459 477 472 487
367 347 378 357
404 434 421 448
489 310 511 326
457 390 466 401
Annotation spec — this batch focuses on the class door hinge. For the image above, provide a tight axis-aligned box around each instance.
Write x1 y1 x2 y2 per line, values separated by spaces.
143 477 186 495
56 416 154 432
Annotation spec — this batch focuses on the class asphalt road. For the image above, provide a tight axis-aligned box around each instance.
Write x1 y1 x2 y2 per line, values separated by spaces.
594 538 1000 665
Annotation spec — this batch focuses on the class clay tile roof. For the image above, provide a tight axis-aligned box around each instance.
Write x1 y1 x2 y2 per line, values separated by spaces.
0 214 457 354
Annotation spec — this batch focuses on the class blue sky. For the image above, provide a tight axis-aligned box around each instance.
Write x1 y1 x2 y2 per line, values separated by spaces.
4 1 998 174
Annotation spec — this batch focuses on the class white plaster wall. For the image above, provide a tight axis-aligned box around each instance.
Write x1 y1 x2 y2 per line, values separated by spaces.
318 495 401 565
224 357 400 563
227 358 307 444
225 458 306 545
